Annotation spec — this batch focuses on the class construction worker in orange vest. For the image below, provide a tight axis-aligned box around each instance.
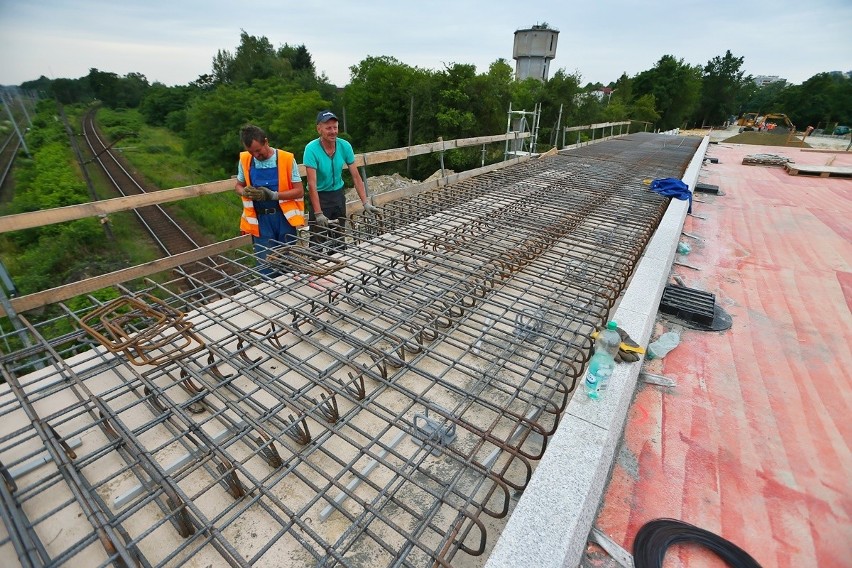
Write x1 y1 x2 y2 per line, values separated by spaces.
235 124 305 276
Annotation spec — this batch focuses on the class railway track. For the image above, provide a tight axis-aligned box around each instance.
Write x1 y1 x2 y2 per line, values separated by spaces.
0 132 21 195
81 108 204 256
79 108 239 293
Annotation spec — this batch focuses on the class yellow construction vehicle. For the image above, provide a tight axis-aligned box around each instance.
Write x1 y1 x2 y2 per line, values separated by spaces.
736 112 760 131
755 113 795 131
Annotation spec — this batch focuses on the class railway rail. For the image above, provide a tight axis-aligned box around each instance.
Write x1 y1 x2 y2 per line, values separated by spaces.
80 108 236 291
0 132 21 194
81 108 204 256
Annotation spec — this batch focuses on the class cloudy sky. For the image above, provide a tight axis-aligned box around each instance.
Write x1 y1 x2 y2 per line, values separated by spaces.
1 0 850 88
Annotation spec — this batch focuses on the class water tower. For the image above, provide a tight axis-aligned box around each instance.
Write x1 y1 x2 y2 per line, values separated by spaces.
513 24 559 81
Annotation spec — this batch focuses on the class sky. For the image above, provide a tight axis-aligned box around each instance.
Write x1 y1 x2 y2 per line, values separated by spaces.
1 0 850 89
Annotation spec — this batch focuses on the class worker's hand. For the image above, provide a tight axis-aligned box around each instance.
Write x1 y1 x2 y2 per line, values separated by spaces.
261 187 279 201
315 213 329 228
593 325 646 363
243 186 265 200
363 201 380 215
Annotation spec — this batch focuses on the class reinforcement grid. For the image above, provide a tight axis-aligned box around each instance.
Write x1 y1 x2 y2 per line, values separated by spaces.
0 133 698 568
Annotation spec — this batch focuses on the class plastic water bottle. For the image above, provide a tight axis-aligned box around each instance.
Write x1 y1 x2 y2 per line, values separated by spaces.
597 321 622 360
647 331 680 360
585 321 620 399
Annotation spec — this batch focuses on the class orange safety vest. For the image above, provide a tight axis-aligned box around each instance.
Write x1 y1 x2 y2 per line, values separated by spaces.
239 149 305 236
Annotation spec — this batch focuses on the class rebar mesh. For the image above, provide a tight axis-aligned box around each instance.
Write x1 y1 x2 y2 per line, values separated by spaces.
0 133 699 567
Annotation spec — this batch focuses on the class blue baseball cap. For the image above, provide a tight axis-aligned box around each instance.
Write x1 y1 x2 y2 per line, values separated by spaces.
316 110 338 124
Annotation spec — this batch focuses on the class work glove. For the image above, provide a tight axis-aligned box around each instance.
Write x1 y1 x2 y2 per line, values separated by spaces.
243 186 263 200
315 213 330 228
257 187 278 201
592 325 646 363
363 201 380 215
244 186 278 201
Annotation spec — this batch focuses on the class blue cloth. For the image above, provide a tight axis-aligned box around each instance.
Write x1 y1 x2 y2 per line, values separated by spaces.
650 178 692 213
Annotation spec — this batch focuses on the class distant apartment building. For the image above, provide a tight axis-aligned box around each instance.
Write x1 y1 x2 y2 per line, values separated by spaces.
754 75 786 87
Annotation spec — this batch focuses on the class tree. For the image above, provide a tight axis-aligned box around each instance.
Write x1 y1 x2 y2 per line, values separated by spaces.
344 56 432 151
630 94 660 126
184 83 261 171
633 55 701 130
278 44 315 74
695 50 749 126
539 69 582 146
739 80 787 115
612 73 633 106
117 72 149 108
87 68 120 105
434 63 478 139
468 59 514 136
211 31 292 86
777 73 852 129
49 77 91 105
140 83 193 127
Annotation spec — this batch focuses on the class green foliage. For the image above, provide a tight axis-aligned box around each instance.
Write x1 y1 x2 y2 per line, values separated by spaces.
7 34 851 317
471 59 514 135
630 94 661 124
5 218 105 293
345 56 434 152
49 77 93 105
183 79 323 172
695 50 750 126
278 44 315 74
210 31 325 91
87 69 150 108
139 84 194 128
86 108 243 243
0 102 160 296
776 73 852 128
633 55 702 130
539 69 582 143
435 64 479 139
97 107 144 140
737 73 852 129
171 194 241 243
9 140 87 214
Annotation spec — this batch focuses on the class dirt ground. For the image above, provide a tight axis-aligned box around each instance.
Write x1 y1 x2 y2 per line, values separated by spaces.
680 124 852 150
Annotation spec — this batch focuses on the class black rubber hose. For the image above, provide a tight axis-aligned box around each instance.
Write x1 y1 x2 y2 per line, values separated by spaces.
633 518 763 568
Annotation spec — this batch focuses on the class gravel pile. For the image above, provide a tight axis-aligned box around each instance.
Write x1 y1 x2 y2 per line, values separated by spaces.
742 153 791 166
346 170 455 201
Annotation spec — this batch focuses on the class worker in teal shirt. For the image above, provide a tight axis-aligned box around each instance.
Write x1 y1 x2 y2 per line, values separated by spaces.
303 110 377 254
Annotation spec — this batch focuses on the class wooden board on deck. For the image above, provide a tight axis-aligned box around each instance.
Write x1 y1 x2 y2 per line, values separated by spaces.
784 163 852 177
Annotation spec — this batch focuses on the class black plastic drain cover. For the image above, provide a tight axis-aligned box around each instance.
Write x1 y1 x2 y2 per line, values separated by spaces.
695 183 720 194
660 284 715 326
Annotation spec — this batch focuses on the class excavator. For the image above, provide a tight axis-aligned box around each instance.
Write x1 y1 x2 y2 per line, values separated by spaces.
737 112 795 132
736 112 760 131
739 112 811 145
755 113 795 131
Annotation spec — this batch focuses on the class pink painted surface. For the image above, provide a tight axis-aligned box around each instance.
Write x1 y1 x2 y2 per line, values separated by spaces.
590 145 852 567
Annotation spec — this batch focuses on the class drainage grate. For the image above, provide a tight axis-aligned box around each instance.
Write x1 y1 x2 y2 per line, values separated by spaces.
695 183 720 194
660 284 716 325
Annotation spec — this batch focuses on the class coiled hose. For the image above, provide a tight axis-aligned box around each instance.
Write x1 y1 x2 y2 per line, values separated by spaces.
633 518 763 568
